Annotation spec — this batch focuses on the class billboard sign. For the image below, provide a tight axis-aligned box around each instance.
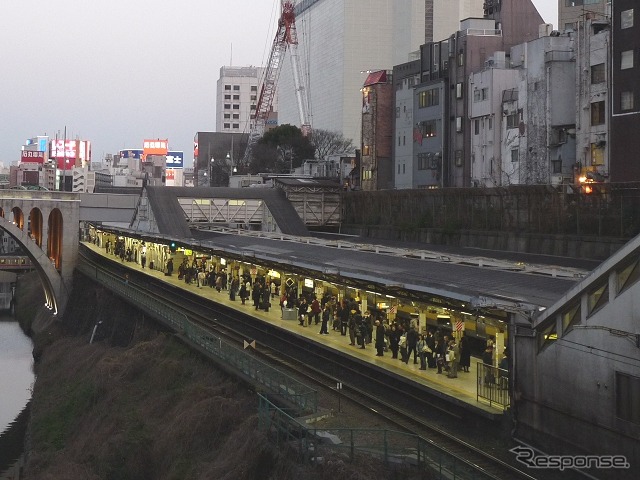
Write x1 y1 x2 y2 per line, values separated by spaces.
120 149 143 159
143 139 168 156
21 151 45 164
166 151 184 169
51 139 77 159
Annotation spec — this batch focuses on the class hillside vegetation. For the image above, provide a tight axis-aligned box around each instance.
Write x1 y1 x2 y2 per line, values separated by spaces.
18 272 426 480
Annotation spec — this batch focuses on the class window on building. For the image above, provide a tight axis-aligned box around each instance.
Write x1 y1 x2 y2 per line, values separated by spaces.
233 85 240 91
224 113 230 119
474 120 480 135
511 148 519 163
224 123 230 129
225 85 231 90
251 85 257 91
481 88 489 100
488 117 493 130
591 101 606 125
587 281 608 316
225 94 231 100
591 143 605 165
362 145 370 156
233 123 239 129
251 95 257 101
403 164 406 174
552 159 563 174
591 63 605 84
233 114 239 119
233 95 240 100
403 136 406 146
456 117 462 133
616 372 640 425
561 302 581 334
621 91 634 111
418 88 439 108
621 9 634 29
398 136 401 147
616 255 640 295
537 320 557 352
233 104 240 110
474 89 481 102
224 103 231 109
417 153 431 170
418 120 437 138
506 113 519 129
250 105 256 110
457 53 464 67
621 50 634 70
456 83 463 99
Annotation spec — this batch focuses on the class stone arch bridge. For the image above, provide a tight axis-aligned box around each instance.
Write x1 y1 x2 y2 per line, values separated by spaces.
0 190 79 315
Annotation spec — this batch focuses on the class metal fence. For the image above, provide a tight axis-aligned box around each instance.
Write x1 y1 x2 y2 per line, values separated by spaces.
476 361 510 409
77 260 318 414
258 394 495 480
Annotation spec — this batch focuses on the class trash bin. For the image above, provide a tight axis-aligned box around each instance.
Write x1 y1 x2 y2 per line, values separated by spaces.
282 308 297 321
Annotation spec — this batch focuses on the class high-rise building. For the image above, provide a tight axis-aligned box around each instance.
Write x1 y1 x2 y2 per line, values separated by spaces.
610 0 639 182
216 66 271 135
276 0 483 148
559 0 610 31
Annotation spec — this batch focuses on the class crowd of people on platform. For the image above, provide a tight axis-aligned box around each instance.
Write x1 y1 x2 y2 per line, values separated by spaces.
100 237 508 385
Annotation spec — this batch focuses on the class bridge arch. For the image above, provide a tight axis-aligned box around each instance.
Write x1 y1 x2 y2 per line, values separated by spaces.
0 217 68 314
47 208 64 270
29 208 44 247
11 207 24 230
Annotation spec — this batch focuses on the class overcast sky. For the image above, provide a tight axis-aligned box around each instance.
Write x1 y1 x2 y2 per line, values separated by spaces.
0 0 558 167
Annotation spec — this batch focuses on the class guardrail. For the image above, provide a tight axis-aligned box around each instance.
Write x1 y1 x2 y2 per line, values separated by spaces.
258 394 494 479
476 362 510 409
76 259 318 414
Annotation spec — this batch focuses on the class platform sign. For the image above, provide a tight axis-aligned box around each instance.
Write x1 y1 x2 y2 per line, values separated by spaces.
243 339 256 350
455 320 464 332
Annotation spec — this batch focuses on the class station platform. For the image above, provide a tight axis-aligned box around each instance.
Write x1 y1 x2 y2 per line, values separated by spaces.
82 242 504 418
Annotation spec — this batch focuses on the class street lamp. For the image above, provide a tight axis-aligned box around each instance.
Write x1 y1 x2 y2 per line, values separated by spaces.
209 157 214 187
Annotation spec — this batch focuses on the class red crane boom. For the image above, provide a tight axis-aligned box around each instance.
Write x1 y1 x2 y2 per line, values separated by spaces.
242 1 311 166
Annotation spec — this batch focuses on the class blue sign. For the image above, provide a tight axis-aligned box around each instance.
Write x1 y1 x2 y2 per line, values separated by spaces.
38 138 48 152
166 151 184 168
120 149 143 159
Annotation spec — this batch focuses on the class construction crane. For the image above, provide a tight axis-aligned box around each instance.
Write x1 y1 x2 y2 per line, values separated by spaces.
241 0 311 167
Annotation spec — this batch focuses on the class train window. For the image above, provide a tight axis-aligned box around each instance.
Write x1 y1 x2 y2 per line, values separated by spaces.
436 315 451 329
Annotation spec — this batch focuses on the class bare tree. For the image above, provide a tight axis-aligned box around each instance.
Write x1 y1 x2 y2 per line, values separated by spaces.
310 129 355 161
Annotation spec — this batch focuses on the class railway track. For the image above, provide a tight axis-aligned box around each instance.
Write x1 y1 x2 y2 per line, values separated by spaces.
78 244 584 480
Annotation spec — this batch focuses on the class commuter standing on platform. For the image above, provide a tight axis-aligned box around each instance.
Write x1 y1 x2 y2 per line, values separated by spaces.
406 326 419 365
348 310 357 345
459 332 471 372
298 297 308 326
416 334 428 370
339 301 350 335
252 280 262 310
447 339 460 378
166 258 174 276
239 282 248 305
311 296 321 325
426 330 436 368
389 324 400 359
319 304 330 334
374 320 385 356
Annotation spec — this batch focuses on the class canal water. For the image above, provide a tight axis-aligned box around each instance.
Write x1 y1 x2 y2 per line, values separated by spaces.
0 314 34 474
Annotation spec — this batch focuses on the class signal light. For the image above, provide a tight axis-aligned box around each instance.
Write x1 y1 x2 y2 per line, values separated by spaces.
583 185 593 195
169 242 177 252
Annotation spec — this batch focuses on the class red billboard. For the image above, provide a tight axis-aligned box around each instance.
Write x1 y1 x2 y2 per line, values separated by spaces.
21 151 45 164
